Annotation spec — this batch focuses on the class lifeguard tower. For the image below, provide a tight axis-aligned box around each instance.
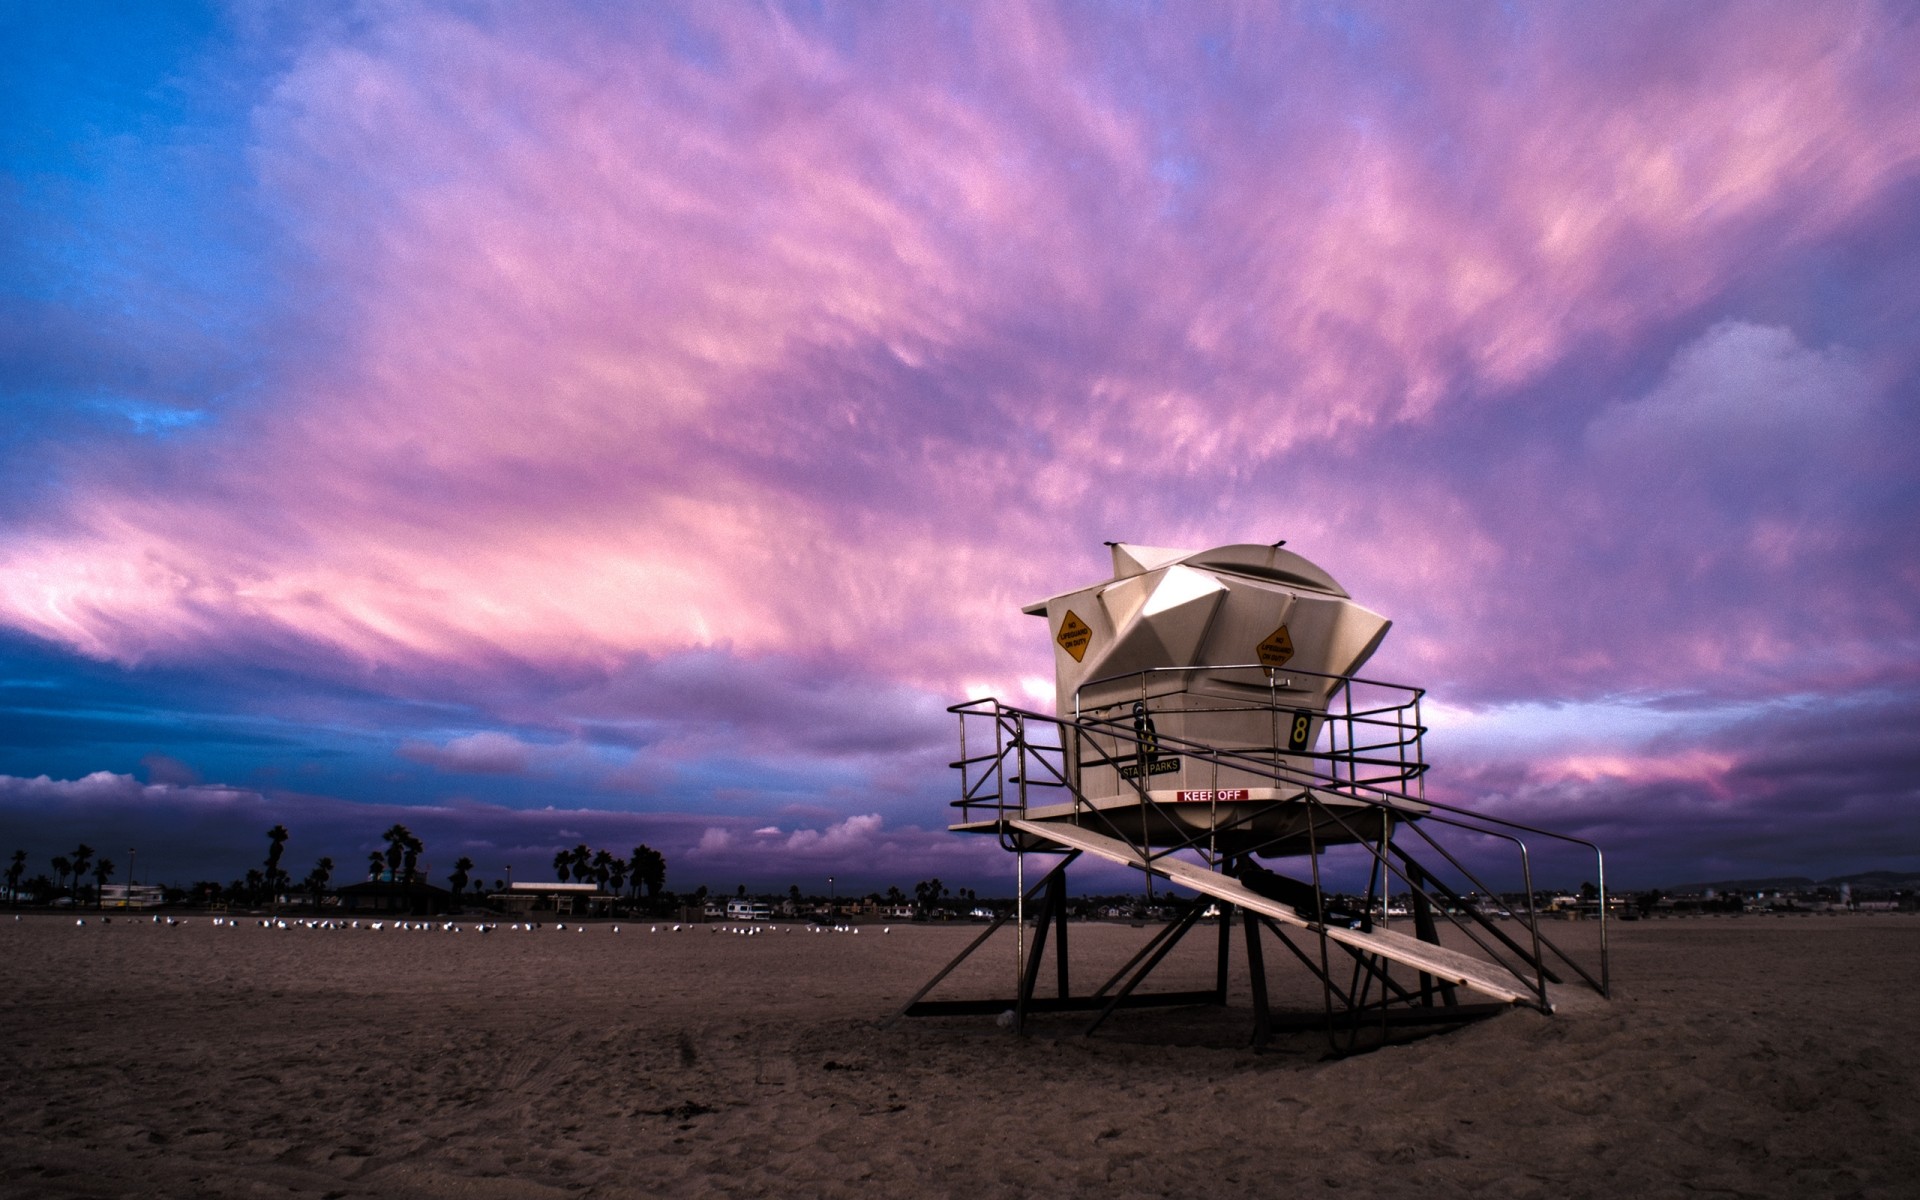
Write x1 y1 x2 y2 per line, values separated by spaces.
900 542 1609 1050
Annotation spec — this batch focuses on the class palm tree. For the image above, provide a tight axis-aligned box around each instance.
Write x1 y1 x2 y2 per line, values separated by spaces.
367 850 385 881
245 868 265 906
306 857 334 906
264 825 289 909
590 849 614 892
381 824 422 886
569 844 591 886
632 844 665 900
449 856 474 902
553 849 572 883
609 857 629 897
51 856 71 903
69 844 94 904
92 858 115 908
6 850 24 907
914 877 946 915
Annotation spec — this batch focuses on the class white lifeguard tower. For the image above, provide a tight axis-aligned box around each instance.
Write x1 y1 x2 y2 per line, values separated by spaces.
901 542 1609 1050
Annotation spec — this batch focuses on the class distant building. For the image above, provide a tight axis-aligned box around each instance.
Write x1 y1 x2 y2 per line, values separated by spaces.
98 884 166 909
335 880 453 916
493 881 609 917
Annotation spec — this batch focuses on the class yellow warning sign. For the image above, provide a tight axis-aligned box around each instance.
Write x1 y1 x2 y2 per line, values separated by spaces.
1056 610 1092 662
1256 624 1294 668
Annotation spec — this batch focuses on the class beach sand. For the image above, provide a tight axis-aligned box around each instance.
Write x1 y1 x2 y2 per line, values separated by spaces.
2 911 1915 1198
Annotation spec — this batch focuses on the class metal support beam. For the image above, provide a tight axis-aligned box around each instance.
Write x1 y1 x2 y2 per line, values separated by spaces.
1052 868 1070 1001
1405 859 1458 1008
1084 900 1211 1036
1243 909 1272 1049
1016 864 1068 1032
1215 901 1232 1004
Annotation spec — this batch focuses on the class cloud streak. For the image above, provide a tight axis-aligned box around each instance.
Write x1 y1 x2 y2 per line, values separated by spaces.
2 2 1918 887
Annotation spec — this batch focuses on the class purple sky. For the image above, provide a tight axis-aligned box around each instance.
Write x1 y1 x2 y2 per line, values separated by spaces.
3 2 1917 895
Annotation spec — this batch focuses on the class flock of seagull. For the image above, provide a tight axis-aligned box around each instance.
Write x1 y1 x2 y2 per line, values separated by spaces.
36 913 888 935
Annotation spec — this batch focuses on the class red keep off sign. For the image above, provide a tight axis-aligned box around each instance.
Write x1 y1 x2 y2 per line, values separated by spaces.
1174 789 1250 803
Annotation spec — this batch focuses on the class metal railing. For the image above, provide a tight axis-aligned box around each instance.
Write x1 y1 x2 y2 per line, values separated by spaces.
948 666 1609 1010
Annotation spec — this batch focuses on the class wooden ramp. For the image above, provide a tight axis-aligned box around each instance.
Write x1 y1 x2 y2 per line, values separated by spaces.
1009 818 1541 1008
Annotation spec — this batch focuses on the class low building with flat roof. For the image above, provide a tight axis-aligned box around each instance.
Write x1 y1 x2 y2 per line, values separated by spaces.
335 880 453 916
493 881 612 917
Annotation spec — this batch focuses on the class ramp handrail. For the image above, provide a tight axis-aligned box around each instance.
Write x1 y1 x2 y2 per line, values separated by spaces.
949 679 1610 1004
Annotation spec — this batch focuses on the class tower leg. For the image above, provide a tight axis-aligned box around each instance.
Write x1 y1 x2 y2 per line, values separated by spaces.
1405 859 1458 1008
1215 901 1232 1004
1017 862 1070 1032
1243 909 1272 1049
1052 869 1070 1001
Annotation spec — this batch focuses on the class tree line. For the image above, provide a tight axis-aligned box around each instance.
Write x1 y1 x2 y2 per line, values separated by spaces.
4 824 672 913
4 831 989 917
4 844 117 908
547 842 667 900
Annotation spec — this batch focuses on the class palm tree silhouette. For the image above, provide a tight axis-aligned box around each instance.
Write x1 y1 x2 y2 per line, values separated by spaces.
305 857 334 906
631 844 665 902
264 825 289 911
264 825 289 908
69 845 94 904
449 856 474 903
6 850 24 907
367 850 385 881
381 825 422 886
51 856 71 903
552 849 572 882
92 858 115 908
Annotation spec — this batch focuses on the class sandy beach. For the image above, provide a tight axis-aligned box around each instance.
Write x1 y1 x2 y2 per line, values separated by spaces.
2 911 1915 1199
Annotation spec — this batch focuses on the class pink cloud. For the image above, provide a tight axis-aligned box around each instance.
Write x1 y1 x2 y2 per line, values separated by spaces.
0 2 1914 725
396 731 536 775
685 810 1004 882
